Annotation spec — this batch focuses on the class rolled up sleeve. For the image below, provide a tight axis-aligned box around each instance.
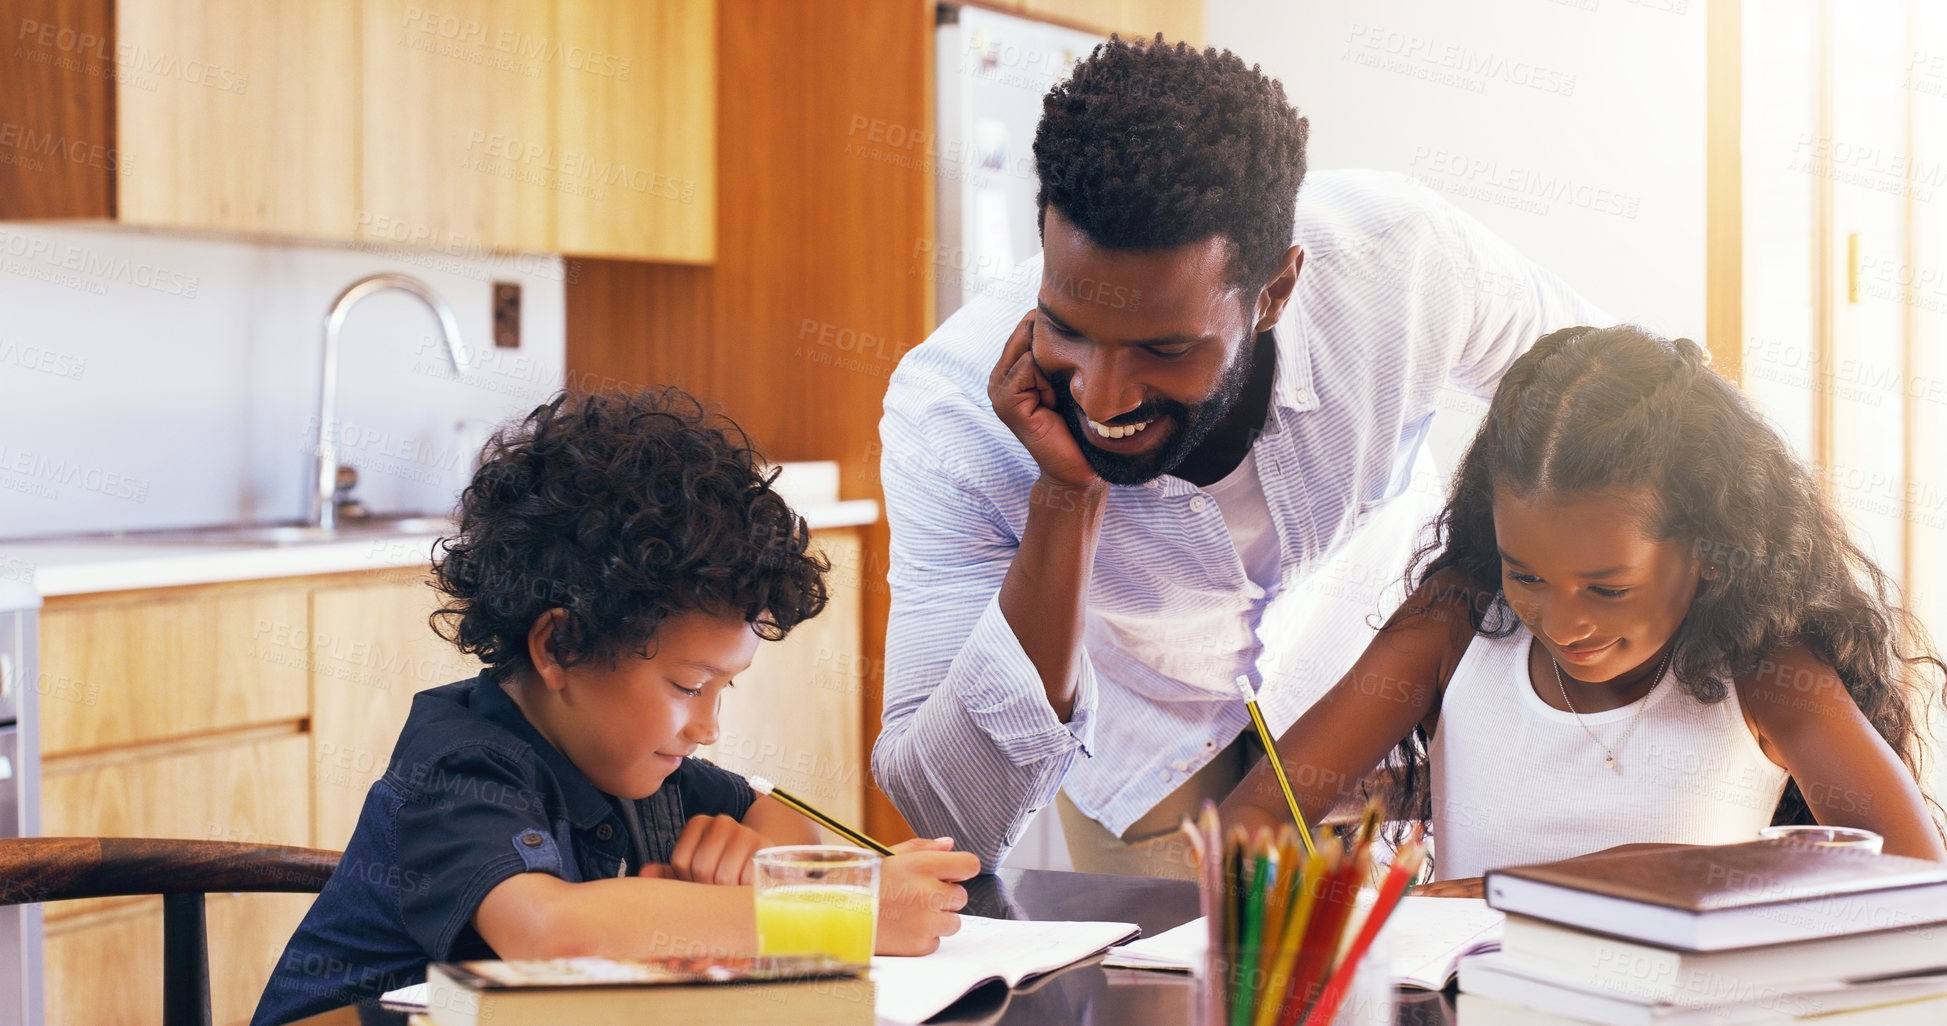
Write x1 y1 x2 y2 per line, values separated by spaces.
872 385 1097 871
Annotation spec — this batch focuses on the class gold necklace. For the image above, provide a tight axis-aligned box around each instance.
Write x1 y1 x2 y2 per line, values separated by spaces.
1552 642 1674 774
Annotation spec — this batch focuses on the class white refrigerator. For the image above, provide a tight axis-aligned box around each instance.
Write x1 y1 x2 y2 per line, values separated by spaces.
932 5 1104 869
933 3 1105 327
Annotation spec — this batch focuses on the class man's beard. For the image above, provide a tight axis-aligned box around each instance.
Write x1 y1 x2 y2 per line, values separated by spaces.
1047 334 1258 485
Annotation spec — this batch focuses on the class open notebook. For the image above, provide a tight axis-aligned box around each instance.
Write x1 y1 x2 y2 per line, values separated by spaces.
381 915 1137 1024
873 915 1138 1023
1101 896 1505 989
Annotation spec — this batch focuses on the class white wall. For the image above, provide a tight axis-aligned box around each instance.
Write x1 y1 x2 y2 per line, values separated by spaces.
1208 0 1707 470
1209 0 1705 336
0 225 567 538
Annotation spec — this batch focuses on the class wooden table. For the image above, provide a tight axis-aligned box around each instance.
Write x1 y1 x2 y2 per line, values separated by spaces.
300 868 1458 1025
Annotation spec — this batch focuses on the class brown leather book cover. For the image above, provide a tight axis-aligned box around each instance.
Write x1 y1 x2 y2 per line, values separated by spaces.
1489 840 1947 913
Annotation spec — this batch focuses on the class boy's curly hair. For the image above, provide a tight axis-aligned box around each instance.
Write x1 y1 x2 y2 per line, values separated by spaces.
431 389 829 675
1034 34 1308 292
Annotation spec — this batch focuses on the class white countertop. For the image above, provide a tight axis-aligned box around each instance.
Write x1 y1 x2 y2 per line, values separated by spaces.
0 498 879 598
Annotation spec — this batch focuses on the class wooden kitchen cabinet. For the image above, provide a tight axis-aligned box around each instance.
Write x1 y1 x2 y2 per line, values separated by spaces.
38 580 315 1026
359 0 557 253
45 890 318 1026
553 0 717 262
38 583 310 756
1015 0 1204 44
2 0 716 261
115 1 360 237
309 573 480 850
40 733 313 921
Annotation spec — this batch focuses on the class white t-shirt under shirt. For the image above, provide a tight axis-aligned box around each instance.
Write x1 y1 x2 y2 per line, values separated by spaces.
1203 450 1282 594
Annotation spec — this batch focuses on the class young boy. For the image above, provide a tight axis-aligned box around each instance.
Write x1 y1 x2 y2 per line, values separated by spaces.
252 389 978 1025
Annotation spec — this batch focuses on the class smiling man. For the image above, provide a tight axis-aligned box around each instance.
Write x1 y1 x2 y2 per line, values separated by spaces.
874 37 1611 875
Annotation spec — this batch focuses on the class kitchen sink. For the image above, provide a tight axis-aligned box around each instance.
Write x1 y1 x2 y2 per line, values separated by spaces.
88 515 455 547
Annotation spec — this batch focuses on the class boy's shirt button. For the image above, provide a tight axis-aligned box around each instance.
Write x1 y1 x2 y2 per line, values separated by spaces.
520 830 545 847
596 823 615 841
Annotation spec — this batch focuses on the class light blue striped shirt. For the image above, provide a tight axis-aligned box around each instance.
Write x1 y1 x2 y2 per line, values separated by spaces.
875 170 1610 870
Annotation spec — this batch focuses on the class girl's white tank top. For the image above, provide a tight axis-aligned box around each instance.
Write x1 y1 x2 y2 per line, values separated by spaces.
1428 624 1789 880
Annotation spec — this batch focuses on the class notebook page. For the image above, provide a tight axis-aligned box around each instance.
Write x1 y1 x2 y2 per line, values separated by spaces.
1102 917 1204 970
872 915 1139 1024
1389 897 1503 989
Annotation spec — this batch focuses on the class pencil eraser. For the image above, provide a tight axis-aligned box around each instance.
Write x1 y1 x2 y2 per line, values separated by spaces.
747 775 775 795
1233 675 1258 702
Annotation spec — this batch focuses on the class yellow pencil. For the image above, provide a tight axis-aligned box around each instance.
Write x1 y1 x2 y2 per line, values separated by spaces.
1235 676 1317 859
748 775 896 856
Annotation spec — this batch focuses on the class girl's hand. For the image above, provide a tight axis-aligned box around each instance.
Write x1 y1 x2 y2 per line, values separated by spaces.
876 837 981 955
1409 876 1483 899
639 814 775 885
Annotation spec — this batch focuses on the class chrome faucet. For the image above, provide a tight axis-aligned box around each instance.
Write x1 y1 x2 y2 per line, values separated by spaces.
313 273 471 529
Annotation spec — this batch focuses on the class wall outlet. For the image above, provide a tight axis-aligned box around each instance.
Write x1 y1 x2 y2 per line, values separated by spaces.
493 281 521 348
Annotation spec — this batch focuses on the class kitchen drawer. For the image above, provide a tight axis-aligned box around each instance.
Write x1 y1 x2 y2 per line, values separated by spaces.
40 585 310 756
39 733 312 924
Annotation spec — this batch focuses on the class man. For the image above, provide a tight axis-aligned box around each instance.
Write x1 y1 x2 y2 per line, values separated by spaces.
875 37 1608 875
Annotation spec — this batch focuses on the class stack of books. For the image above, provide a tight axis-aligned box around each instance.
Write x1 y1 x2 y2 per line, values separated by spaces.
1458 840 1947 1024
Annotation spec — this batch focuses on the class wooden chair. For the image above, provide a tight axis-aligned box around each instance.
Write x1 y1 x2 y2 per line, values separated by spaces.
0 836 340 1026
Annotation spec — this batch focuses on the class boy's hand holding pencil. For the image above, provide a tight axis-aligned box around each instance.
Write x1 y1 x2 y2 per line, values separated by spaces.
745 774 980 955
878 836 981 955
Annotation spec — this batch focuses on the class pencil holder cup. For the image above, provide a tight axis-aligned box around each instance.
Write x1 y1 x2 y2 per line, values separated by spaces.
1196 881 1395 1026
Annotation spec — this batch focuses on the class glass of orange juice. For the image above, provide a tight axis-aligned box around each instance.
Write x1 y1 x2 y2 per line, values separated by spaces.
752 845 880 965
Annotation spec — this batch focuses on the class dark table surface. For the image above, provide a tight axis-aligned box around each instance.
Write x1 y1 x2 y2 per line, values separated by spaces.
313 868 1458 1026
937 868 1457 1026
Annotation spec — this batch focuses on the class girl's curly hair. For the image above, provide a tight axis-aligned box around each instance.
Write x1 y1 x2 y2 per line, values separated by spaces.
431 389 829 675
1376 325 1946 846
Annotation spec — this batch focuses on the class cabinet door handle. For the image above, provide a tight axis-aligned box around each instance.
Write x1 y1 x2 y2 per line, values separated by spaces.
0 652 12 701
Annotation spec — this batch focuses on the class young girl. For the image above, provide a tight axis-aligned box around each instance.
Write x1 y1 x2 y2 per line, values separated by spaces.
1221 325 1947 881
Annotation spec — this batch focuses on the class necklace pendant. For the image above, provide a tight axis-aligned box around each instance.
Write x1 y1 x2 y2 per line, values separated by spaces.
1604 754 1618 771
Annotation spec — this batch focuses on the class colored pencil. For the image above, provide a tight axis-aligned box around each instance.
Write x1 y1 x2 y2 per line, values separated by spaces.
1252 826 1300 1004
1275 819 1374 1026
1301 831 1426 1026
1198 802 1226 1026
1233 833 1272 1026
1252 826 1330 1026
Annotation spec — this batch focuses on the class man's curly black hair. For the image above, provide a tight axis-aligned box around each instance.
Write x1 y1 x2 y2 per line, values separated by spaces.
431 388 829 677
1034 34 1309 291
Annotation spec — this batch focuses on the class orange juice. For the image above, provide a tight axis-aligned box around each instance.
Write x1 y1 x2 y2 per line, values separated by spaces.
754 884 877 964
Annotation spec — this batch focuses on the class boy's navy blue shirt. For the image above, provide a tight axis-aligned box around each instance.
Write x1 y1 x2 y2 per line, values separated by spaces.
251 672 754 1026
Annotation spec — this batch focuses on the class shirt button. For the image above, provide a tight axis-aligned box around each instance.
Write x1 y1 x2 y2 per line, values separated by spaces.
1158 769 1172 782
519 830 544 847
1190 495 1209 512
1145 479 1160 489
596 823 615 841
1170 759 1190 772
1202 739 1218 751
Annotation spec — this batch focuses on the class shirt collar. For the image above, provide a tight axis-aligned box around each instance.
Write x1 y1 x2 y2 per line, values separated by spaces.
472 671 620 831
1266 304 1318 414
